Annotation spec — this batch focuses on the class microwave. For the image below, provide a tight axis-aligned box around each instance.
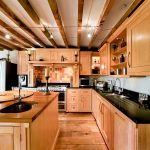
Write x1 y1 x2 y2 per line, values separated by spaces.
79 78 93 87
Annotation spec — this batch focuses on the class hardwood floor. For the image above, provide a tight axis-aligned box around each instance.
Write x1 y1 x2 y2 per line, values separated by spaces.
55 113 108 150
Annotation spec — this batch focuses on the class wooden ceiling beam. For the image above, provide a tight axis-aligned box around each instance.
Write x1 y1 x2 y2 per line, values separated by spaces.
48 0 68 48
18 0 40 25
0 36 22 49
98 0 144 48
78 0 84 48
18 0 57 48
0 38 20 50
88 0 115 49
0 31 25 48
0 0 46 47
0 43 12 50
0 19 35 47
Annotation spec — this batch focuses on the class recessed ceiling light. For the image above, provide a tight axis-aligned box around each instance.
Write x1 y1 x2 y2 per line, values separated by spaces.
50 33 53 39
87 33 91 38
5 34 11 39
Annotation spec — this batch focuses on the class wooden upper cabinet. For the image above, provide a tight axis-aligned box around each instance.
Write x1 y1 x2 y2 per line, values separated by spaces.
99 44 109 75
58 49 76 63
50 50 58 62
35 49 51 61
35 49 79 63
127 0 150 75
109 29 127 76
18 51 28 75
80 51 92 75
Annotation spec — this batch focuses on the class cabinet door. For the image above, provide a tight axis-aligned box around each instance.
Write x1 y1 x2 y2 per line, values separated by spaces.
92 90 96 117
66 89 79 112
80 52 92 75
0 126 20 150
50 50 58 62
28 68 34 87
35 49 50 61
18 51 28 75
67 104 78 112
58 50 75 63
99 44 109 75
79 89 91 112
101 103 111 148
127 1 150 75
113 111 136 150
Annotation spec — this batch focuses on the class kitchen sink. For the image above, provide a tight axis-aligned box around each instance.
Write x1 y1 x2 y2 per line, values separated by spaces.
0 101 37 113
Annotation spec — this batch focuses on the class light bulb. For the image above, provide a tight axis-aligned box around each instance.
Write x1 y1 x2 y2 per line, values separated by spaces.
5 34 11 39
87 33 91 38
50 34 53 39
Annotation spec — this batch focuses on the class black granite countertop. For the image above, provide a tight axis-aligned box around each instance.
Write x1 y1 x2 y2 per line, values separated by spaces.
67 86 150 123
94 88 150 124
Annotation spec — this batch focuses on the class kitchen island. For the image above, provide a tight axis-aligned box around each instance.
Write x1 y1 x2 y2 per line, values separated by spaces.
0 91 59 150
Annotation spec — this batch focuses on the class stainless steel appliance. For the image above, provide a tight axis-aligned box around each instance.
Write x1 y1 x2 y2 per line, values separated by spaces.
96 81 108 91
79 78 93 87
37 83 70 111
18 75 27 87
0 60 17 91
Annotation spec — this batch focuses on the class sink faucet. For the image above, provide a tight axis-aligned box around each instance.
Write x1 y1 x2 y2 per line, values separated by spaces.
114 78 122 95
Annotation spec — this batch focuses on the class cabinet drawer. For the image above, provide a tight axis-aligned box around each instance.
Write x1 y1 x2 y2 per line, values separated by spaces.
67 89 79 96
68 96 78 103
67 104 78 112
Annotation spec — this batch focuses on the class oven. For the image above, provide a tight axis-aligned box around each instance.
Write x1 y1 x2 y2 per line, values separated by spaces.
37 83 69 112
58 92 66 111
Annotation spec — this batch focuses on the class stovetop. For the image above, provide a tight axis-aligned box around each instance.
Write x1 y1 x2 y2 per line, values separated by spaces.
37 83 70 92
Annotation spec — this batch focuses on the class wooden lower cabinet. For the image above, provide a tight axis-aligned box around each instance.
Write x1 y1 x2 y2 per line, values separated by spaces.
101 101 111 148
92 90 137 150
92 90 111 149
67 88 91 112
111 106 136 150
0 125 20 150
0 97 59 150
92 90 100 122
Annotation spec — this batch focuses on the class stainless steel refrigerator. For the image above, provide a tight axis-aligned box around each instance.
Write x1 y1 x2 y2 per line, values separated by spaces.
0 60 17 91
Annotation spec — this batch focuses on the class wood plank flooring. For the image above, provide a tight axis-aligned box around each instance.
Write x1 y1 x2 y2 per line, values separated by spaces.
55 113 108 150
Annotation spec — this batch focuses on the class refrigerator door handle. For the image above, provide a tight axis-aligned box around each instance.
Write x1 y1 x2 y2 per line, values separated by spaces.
0 61 6 92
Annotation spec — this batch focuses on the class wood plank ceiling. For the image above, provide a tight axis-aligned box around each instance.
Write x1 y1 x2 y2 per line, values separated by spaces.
0 0 143 50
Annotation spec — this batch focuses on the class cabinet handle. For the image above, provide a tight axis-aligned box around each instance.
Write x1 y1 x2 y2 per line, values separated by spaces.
99 103 103 113
99 103 101 111
128 52 131 68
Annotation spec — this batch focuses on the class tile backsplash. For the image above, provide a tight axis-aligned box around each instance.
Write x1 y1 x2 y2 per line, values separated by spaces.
98 76 150 95
34 66 73 84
